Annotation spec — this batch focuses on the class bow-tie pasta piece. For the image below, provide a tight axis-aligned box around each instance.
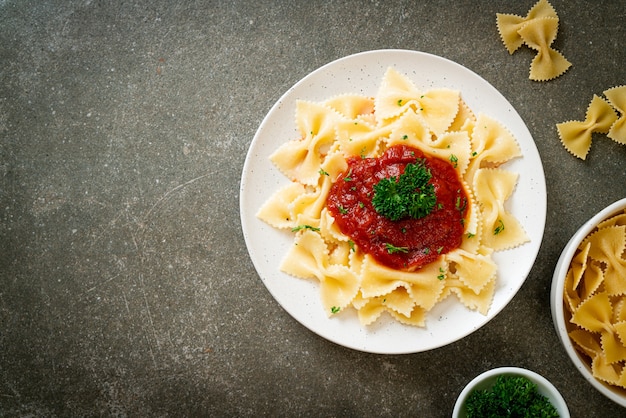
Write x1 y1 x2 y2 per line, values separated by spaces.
375 68 460 136
604 86 626 145
517 16 571 81
324 94 375 120
280 229 360 316
584 225 626 295
571 291 613 334
496 0 558 54
270 100 345 186
556 95 618 159
496 0 570 81
472 168 529 251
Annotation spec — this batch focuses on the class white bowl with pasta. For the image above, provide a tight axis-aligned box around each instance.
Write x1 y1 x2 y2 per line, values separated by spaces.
551 197 626 407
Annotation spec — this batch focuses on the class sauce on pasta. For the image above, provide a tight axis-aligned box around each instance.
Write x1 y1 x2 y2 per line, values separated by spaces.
326 144 469 271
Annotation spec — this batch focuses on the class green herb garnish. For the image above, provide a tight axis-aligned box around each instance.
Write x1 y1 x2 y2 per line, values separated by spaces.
291 225 320 232
371 160 436 221
330 306 340 314
385 243 409 254
464 375 559 418
437 267 445 280
449 154 458 168
494 219 505 235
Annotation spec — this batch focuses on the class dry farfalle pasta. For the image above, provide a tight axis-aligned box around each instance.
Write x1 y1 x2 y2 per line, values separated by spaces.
605 86 626 145
556 87 625 159
496 0 571 81
564 209 626 389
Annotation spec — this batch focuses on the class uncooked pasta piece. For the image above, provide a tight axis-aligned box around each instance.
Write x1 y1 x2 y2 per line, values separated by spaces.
585 226 626 294
556 95 618 159
604 86 626 145
496 0 570 81
517 16 571 81
563 210 626 389
496 0 558 54
324 94 375 119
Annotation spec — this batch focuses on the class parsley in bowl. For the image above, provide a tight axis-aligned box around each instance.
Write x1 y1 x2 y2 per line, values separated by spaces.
453 367 569 417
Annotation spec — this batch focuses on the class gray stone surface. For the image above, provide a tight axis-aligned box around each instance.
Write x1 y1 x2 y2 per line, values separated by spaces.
1 0 625 416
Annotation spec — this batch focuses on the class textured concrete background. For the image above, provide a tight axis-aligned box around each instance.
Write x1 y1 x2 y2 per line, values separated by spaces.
1 0 625 416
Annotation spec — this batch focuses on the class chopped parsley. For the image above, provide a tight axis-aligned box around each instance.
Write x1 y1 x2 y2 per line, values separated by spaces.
330 306 340 314
494 219 505 235
371 160 436 221
291 225 320 232
464 375 559 418
385 243 409 254
319 168 329 176
449 154 458 168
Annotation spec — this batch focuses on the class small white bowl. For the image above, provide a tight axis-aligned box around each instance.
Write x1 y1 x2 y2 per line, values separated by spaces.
551 197 626 407
452 367 569 418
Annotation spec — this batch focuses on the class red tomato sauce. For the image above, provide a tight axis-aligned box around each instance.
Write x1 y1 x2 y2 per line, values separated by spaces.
326 144 469 271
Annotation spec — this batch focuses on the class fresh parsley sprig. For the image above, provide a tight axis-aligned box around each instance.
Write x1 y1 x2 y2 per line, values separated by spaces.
371 160 437 221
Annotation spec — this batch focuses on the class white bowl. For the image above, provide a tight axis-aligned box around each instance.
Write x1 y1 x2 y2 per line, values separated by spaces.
550 197 626 407
452 367 569 417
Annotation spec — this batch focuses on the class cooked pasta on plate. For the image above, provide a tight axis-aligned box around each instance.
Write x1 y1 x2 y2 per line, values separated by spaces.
240 50 546 354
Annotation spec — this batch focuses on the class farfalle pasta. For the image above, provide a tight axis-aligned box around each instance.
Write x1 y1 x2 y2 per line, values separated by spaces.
563 209 626 389
258 68 529 328
557 87 625 159
496 0 571 81
605 86 626 145
496 0 557 54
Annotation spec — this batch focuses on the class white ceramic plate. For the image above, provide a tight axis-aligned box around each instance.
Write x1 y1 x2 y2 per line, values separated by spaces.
240 49 546 354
